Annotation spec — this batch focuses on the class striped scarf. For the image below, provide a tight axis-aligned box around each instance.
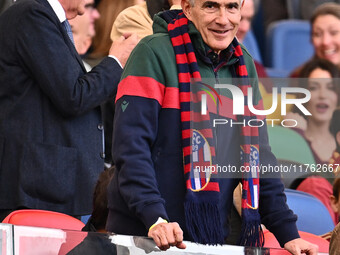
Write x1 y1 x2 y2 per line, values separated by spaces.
167 12 263 246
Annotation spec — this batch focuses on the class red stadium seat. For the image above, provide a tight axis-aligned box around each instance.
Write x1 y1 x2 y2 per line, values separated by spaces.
2 209 85 231
263 229 329 254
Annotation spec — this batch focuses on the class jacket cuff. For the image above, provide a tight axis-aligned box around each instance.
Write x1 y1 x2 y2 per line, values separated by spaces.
102 56 123 71
139 202 169 230
108 55 123 69
268 221 300 247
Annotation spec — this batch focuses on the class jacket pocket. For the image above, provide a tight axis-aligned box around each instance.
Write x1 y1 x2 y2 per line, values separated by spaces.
20 142 77 204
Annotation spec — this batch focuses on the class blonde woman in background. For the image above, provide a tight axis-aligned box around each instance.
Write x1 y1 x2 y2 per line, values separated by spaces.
111 0 181 41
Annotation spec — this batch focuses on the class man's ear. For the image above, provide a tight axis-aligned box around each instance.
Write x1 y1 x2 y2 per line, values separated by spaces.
241 0 245 8
330 195 339 213
182 0 192 20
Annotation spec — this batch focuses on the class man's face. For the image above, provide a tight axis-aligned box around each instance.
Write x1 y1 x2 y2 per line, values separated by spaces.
236 0 254 43
182 0 242 54
69 0 100 38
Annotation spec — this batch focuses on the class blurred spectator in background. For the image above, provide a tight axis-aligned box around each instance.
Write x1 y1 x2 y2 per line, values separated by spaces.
69 0 100 55
328 109 340 224
82 166 115 233
69 0 100 70
287 58 340 164
236 0 258 43
111 0 181 41
320 177 340 241
285 58 340 227
90 0 141 60
111 1 153 42
330 108 340 175
330 221 340 254
297 176 338 226
311 3 340 69
291 3 340 77
330 178 340 223
235 0 272 93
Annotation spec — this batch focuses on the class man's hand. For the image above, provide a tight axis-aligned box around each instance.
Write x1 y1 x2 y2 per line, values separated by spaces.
284 238 318 255
109 33 139 67
148 222 186 251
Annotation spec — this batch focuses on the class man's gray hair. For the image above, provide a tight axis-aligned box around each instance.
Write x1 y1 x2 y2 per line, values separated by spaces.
189 0 245 7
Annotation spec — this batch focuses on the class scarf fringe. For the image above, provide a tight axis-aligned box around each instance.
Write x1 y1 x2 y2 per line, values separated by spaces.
184 200 224 245
238 213 264 247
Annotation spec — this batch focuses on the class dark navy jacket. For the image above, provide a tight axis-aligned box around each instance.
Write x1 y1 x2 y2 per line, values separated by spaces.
0 0 122 215
106 12 299 247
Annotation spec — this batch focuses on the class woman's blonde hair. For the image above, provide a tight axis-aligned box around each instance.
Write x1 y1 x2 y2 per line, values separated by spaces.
90 0 136 58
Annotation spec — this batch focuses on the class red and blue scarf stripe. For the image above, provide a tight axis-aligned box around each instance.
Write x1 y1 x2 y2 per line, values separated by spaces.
168 12 263 246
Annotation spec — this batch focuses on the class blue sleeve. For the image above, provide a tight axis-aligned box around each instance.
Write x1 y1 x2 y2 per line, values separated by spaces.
258 123 300 247
112 95 169 229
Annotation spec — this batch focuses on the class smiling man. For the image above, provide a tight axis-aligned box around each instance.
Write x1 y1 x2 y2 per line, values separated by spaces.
106 0 317 254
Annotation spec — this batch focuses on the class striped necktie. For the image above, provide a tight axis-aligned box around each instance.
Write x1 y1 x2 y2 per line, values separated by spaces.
62 20 74 45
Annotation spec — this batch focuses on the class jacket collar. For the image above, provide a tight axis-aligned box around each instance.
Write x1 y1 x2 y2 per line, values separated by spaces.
187 21 239 67
46 0 66 22
37 0 87 73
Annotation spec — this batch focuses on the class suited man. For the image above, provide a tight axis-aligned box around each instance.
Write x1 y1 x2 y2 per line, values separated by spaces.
0 0 138 220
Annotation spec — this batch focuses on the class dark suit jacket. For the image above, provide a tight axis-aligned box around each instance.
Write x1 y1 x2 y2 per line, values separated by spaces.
0 0 122 215
0 0 12 15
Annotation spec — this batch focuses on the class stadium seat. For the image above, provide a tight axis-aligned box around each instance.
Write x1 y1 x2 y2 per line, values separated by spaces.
263 229 329 253
267 126 316 188
80 214 91 225
266 20 314 74
265 68 290 78
267 125 315 165
2 209 85 231
285 189 335 235
243 30 263 64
